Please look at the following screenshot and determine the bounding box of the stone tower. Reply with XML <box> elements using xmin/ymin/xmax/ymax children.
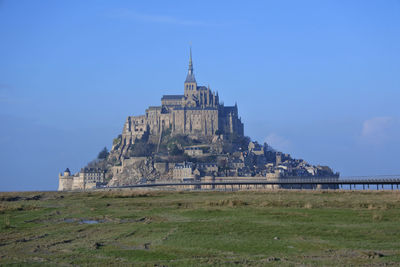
<box><xmin>184</xmin><ymin>47</ymin><xmax>197</xmax><ymax>103</ymax></box>
<box><xmin>64</xmin><ymin>168</ymin><xmax>71</xmax><ymax>176</ymax></box>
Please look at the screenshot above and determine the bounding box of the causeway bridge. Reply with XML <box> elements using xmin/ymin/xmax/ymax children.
<box><xmin>107</xmin><ymin>175</ymin><xmax>400</xmax><ymax>191</ymax></box>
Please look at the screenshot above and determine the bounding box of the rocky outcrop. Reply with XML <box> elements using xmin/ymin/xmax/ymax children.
<box><xmin>107</xmin><ymin>157</ymin><xmax>160</xmax><ymax>186</ymax></box>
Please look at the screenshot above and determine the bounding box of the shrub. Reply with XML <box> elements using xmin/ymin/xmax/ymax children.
<box><xmin>129</xmin><ymin>141</ymin><xmax>155</xmax><ymax>157</ymax></box>
<box><xmin>97</xmin><ymin>147</ymin><xmax>109</xmax><ymax>159</ymax></box>
<box><xmin>113</xmin><ymin>135</ymin><xmax>122</xmax><ymax>146</ymax></box>
<box><xmin>169</xmin><ymin>144</ymin><xmax>183</xmax><ymax>156</ymax></box>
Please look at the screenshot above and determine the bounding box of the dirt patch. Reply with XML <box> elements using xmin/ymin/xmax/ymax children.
<box><xmin>48</xmin><ymin>239</ymin><xmax>73</xmax><ymax>248</ymax></box>
<box><xmin>124</xmin><ymin>231</ymin><xmax>136</xmax><ymax>238</ymax></box>
<box><xmin>111</xmin><ymin>242</ymin><xmax>152</xmax><ymax>251</ymax></box>
<box><xmin>0</xmin><ymin>195</ymin><xmax>42</xmax><ymax>202</ymax></box>
<box><xmin>16</xmin><ymin>234</ymin><xmax>48</xmax><ymax>243</ymax></box>
<box><xmin>360</xmin><ymin>251</ymin><xmax>385</xmax><ymax>259</ymax></box>
<box><xmin>206</xmin><ymin>199</ymin><xmax>248</xmax><ymax>207</ymax></box>
<box><xmin>175</xmin><ymin>202</ymin><xmax>193</xmax><ymax>208</ymax></box>
<box><xmin>161</xmin><ymin>228</ymin><xmax>177</xmax><ymax>241</ymax></box>
<box><xmin>100</xmin><ymin>191</ymin><xmax>160</xmax><ymax>199</ymax></box>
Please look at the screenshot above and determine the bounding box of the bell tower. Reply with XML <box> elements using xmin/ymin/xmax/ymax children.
<box><xmin>184</xmin><ymin>47</ymin><xmax>197</xmax><ymax>98</ymax></box>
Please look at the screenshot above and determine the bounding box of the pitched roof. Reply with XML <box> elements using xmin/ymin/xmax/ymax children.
<box><xmin>185</xmin><ymin>73</ymin><xmax>196</xmax><ymax>83</ymax></box>
<box><xmin>174</xmin><ymin>107</ymin><xmax>217</xmax><ymax>111</ymax></box>
<box><xmin>162</xmin><ymin>95</ymin><xmax>184</xmax><ymax>100</ymax></box>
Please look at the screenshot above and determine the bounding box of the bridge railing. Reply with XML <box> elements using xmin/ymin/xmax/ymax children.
<box><xmin>103</xmin><ymin>175</ymin><xmax>400</xmax><ymax>190</ymax></box>
<box><xmin>108</xmin><ymin>179</ymin><xmax>400</xmax><ymax>189</ymax></box>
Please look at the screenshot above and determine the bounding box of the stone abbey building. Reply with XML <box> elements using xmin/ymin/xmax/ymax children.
<box><xmin>121</xmin><ymin>49</ymin><xmax>244</xmax><ymax>149</ymax></box>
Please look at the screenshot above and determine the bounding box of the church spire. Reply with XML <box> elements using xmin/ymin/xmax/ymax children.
<box><xmin>185</xmin><ymin>46</ymin><xmax>196</xmax><ymax>83</ymax></box>
<box><xmin>188</xmin><ymin>46</ymin><xmax>193</xmax><ymax>75</ymax></box>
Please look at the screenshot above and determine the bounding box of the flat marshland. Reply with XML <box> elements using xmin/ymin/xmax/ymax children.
<box><xmin>0</xmin><ymin>190</ymin><xmax>399</xmax><ymax>266</ymax></box>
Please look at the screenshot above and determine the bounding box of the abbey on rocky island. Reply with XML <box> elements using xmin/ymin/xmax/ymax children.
<box><xmin>120</xmin><ymin>48</ymin><xmax>243</xmax><ymax>151</ymax></box>
<box><xmin>59</xmin><ymin>48</ymin><xmax>338</xmax><ymax>191</ymax></box>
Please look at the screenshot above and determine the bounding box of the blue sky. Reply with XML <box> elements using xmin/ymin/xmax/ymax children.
<box><xmin>1</xmin><ymin>0</ymin><xmax>399</xmax><ymax>191</ymax></box>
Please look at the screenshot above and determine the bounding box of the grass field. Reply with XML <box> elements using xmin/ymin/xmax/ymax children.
<box><xmin>1</xmin><ymin>190</ymin><xmax>400</xmax><ymax>266</ymax></box>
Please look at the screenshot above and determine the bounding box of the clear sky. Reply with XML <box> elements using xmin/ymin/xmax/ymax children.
<box><xmin>1</xmin><ymin>0</ymin><xmax>399</xmax><ymax>191</ymax></box>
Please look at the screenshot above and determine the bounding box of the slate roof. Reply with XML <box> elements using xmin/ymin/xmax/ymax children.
<box><xmin>148</xmin><ymin>106</ymin><xmax>161</xmax><ymax>110</ymax></box>
<box><xmin>162</xmin><ymin>95</ymin><xmax>184</xmax><ymax>100</ymax></box>
<box><xmin>174</xmin><ymin>107</ymin><xmax>217</xmax><ymax>111</ymax></box>
<box><xmin>185</xmin><ymin>73</ymin><xmax>196</xmax><ymax>83</ymax></box>
<box><xmin>223</xmin><ymin>106</ymin><xmax>237</xmax><ymax>113</ymax></box>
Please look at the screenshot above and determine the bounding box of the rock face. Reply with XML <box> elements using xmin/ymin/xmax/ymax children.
<box><xmin>108</xmin><ymin>157</ymin><xmax>159</xmax><ymax>186</ymax></box>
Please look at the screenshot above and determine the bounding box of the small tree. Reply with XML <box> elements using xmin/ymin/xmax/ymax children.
<box><xmin>97</xmin><ymin>147</ymin><xmax>109</xmax><ymax>159</ymax></box>
<box><xmin>168</xmin><ymin>143</ymin><xmax>183</xmax><ymax>156</ymax></box>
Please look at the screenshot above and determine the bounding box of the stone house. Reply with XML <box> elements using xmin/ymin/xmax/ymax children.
<box><xmin>197</xmin><ymin>163</ymin><xmax>218</xmax><ymax>174</ymax></box>
<box><xmin>184</xmin><ymin>147</ymin><xmax>203</xmax><ymax>156</ymax></box>
<box><xmin>173</xmin><ymin>162</ymin><xmax>194</xmax><ymax>180</ymax></box>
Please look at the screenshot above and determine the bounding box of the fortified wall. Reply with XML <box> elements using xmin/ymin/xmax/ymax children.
<box><xmin>58</xmin><ymin>168</ymin><xmax>105</xmax><ymax>191</ymax></box>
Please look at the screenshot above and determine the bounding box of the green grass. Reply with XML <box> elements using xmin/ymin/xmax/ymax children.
<box><xmin>1</xmin><ymin>190</ymin><xmax>399</xmax><ymax>266</ymax></box>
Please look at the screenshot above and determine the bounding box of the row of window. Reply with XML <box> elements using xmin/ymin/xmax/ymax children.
<box><xmin>86</xmin><ymin>177</ymin><xmax>102</xmax><ymax>181</ymax></box>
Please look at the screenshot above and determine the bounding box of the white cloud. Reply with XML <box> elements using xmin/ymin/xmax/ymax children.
<box><xmin>264</xmin><ymin>133</ymin><xmax>291</xmax><ymax>151</ymax></box>
<box><xmin>108</xmin><ymin>8</ymin><xmax>206</xmax><ymax>26</ymax></box>
<box><xmin>360</xmin><ymin>116</ymin><xmax>396</xmax><ymax>145</ymax></box>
